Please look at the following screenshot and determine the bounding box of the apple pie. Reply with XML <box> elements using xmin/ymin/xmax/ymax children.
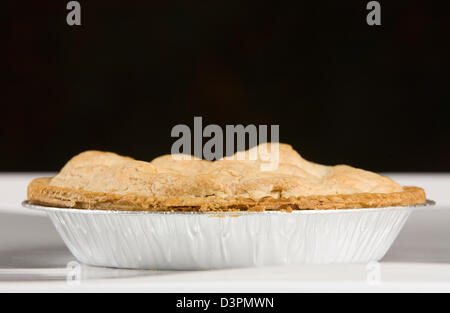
<box><xmin>27</xmin><ymin>143</ymin><xmax>426</xmax><ymax>212</ymax></box>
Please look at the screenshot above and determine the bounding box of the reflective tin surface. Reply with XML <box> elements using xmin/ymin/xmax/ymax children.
<box><xmin>22</xmin><ymin>201</ymin><xmax>435</xmax><ymax>270</ymax></box>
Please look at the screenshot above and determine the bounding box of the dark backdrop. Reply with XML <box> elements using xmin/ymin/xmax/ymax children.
<box><xmin>2</xmin><ymin>1</ymin><xmax>449</xmax><ymax>172</ymax></box>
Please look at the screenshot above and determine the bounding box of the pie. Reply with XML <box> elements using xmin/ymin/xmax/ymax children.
<box><xmin>27</xmin><ymin>143</ymin><xmax>426</xmax><ymax>212</ymax></box>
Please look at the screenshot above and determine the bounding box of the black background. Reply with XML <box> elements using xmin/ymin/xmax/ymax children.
<box><xmin>2</xmin><ymin>1</ymin><xmax>449</xmax><ymax>172</ymax></box>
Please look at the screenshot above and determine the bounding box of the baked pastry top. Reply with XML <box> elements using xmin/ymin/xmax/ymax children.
<box><xmin>27</xmin><ymin>143</ymin><xmax>426</xmax><ymax>211</ymax></box>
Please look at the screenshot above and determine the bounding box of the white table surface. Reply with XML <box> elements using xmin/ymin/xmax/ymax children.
<box><xmin>0</xmin><ymin>173</ymin><xmax>449</xmax><ymax>293</ymax></box>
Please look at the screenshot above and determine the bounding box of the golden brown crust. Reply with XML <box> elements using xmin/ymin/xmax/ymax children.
<box><xmin>26</xmin><ymin>144</ymin><xmax>427</xmax><ymax>212</ymax></box>
<box><xmin>43</xmin><ymin>145</ymin><xmax>407</xmax><ymax>199</ymax></box>
<box><xmin>28</xmin><ymin>177</ymin><xmax>426</xmax><ymax>212</ymax></box>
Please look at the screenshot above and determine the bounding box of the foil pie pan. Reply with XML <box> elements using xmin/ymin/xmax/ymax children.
<box><xmin>22</xmin><ymin>201</ymin><xmax>435</xmax><ymax>270</ymax></box>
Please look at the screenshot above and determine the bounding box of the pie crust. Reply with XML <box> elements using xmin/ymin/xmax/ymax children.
<box><xmin>27</xmin><ymin>144</ymin><xmax>426</xmax><ymax>212</ymax></box>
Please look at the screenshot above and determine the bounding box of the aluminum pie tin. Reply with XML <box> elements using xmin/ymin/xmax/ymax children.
<box><xmin>23</xmin><ymin>200</ymin><xmax>435</xmax><ymax>270</ymax></box>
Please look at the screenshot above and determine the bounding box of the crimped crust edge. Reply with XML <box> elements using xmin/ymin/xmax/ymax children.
<box><xmin>27</xmin><ymin>177</ymin><xmax>427</xmax><ymax>212</ymax></box>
